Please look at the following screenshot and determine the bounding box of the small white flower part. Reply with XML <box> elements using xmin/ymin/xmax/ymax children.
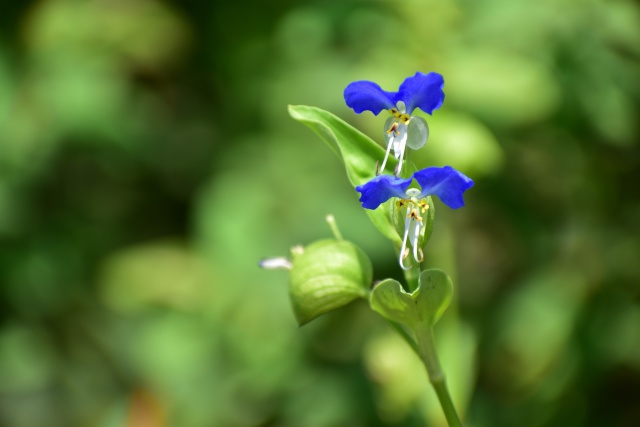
<box><xmin>258</xmin><ymin>257</ymin><xmax>292</xmax><ymax>270</ymax></box>
<box><xmin>396</xmin><ymin>188</ymin><xmax>428</xmax><ymax>270</ymax></box>
<box><xmin>379</xmin><ymin>101</ymin><xmax>429</xmax><ymax>176</ymax></box>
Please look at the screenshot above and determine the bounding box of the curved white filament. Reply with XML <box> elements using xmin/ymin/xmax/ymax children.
<box><xmin>409</xmin><ymin>217</ymin><xmax>423</xmax><ymax>263</ymax></box>
<box><xmin>398</xmin><ymin>212</ymin><xmax>413</xmax><ymax>271</ymax></box>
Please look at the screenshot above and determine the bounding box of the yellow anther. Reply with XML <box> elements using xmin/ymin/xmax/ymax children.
<box><xmin>400</xmin><ymin>114</ymin><xmax>410</xmax><ymax>123</ymax></box>
<box><xmin>389</xmin><ymin>108</ymin><xmax>405</xmax><ymax>120</ymax></box>
<box><xmin>408</xmin><ymin>209</ymin><xmax>423</xmax><ymax>222</ymax></box>
<box><xmin>386</xmin><ymin>122</ymin><xmax>400</xmax><ymax>136</ymax></box>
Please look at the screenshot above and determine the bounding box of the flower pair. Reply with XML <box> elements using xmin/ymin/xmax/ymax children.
<box><xmin>345</xmin><ymin>73</ymin><xmax>473</xmax><ymax>268</ymax></box>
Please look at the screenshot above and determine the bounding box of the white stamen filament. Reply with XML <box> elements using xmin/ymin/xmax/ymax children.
<box><xmin>381</xmin><ymin>103</ymin><xmax>411</xmax><ymax>175</ymax></box>
<box><xmin>398</xmin><ymin>211</ymin><xmax>413</xmax><ymax>270</ymax></box>
<box><xmin>394</xmin><ymin>131</ymin><xmax>408</xmax><ymax>176</ymax></box>
<box><xmin>397</xmin><ymin>197</ymin><xmax>427</xmax><ymax>270</ymax></box>
<box><xmin>379</xmin><ymin>132</ymin><xmax>395</xmax><ymax>174</ymax></box>
<box><xmin>409</xmin><ymin>216</ymin><xmax>423</xmax><ymax>263</ymax></box>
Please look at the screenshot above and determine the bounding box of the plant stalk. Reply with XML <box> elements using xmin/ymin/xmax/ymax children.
<box><xmin>325</xmin><ymin>214</ymin><xmax>343</xmax><ymax>240</ymax></box>
<box><xmin>415</xmin><ymin>325</ymin><xmax>462</xmax><ymax>427</ymax></box>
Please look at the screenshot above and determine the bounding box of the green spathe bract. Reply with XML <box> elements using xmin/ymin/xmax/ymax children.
<box><xmin>289</xmin><ymin>239</ymin><xmax>372</xmax><ymax>326</ymax></box>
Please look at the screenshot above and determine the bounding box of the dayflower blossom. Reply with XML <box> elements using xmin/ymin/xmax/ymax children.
<box><xmin>356</xmin><ymin>166</ymin><xmax>473</xmax><ymax>270</ymax></box>
<box><xmin>344</xmin><ymin>72</ymin><xmax>444</xmax><ymax>176</ymax></box>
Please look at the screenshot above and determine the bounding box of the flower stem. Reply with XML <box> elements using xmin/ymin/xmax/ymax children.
<box><xmin>386</xmin><ymin>320</ymin><xmax>418</xmax><ymax>353</ymax></box>
<box><xmin>403</xmin><ymin>265</ymin><xmax>420</xmax><ymax>292</ymax></box>
<box><xmin>325</xmin><ymin>214</ymin><xmax>343</xmax><ymax>240</ymax></box>
<box><xmin>415</xmin><ymin>324</ymin><xmax>462</xmax><ymax>427</ymax></box>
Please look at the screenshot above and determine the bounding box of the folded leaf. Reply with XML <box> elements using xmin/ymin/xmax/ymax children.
<box><xmin>288</xmin><ymin>105</ymin><xmax>399</xmax><ymax>242</ymax></box>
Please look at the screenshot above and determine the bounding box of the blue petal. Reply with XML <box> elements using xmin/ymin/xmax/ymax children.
<box><xmin>356</xmin><ymin>175</ymin><xmax>412</xmax><ymax>210</ymax></box>
<box><xmin>344</xmin><ymin>81</ymin><xmax>397</xmax><ymax>115</ymax></box>
<box><xmin>413</xmin><ymin>166</ymin><xmax>473</xmax><ymax>209</ymax></box>
<box><xmin>396</xmin><ymin>72</ymin><xmax>445</xmax><ymax>115</ymax></box>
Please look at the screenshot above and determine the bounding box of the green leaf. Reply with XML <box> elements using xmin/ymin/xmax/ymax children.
<box><xmin>288</xmin><ymin>105</ymin><xmax>399</xmax><ymax>242</ymax></box>
<box><xmin>369</xmin><ymin>269</ymin><xmax>453</xmax><ymax>331</ymax></box>
<box><xmin>368</xmin><ymin>278</ymin><xmax>417</xmax><ymax>326</ymax></box>
<box><xmin>417</xmin><ymin>269</ymin><xmax>453</xmax><ymax>325</ymax></box>
<box><xmin>289</xmin><ymin>239</ymin><xmax>372</xmax><ymax>326</ymax></box>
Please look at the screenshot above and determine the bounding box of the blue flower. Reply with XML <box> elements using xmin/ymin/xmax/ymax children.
<box><xmin>355</xmin><ymin>166</ymin><xmax>473</xmax><ymax>269</ymax></box>
<box><xmin>344</xmin><ymin>72</ymin><xmax>445</xmax><ymax>175</ymax></box>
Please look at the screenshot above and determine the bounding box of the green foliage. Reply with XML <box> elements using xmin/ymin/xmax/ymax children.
<box><xmin>370</xmin><ymin>270</ymin><xmax>453</xmax><ymax>332</ymax></box>
<box><xmin>289</xmin><ymin>105</ymin><xmax>400</xmax><ymax>243</ymax></box>
<box><xmin>0</xmin><ymin>0</ymin><xmax>639</xmax><ymax>426</ymax></box>
<box><xmin>289</xmin><ymin>239</ymin><xmax>372</xmax><ymax>326</ymax></box>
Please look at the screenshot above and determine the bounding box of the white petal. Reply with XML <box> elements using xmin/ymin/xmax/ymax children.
<box><xmin>406</xmin><ymin>116</ymin><xmax>429</xmax><ymax>150</ymax></box>
<box><xmin>393</xmin><ymin>125</ymin><xmax>409</xmax><ymax>175</ymax></box>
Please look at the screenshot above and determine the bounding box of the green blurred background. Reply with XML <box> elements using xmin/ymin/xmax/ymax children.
<box><xmin>1</xmin><ymin>0</ymin><xmax>639</xmax><ymax>426</ymax></box>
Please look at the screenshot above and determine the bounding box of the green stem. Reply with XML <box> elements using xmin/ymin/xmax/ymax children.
<box><xmin>403</xmin><ymin>265</ymin><xmax>420</xmax><ymax>292</ymax></box>
<box><xmin>386</xmin><ymin>320</ymin><xmax>418</xmax><ymax>353</ymax></box>
<box><xmin>415</xmin><ymin>325</ymin><xmax>462</xmax><ymax>427</ymax></box>
<box><xmin>325</xmin><ymin>214</ymin><xmax>343</xmax><ymax>240</ymax></box>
